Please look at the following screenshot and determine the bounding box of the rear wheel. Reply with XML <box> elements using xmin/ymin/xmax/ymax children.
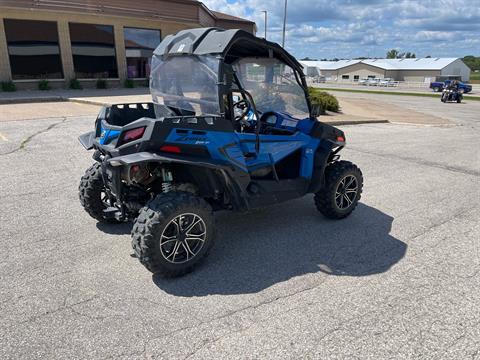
<box><xmin>314</xmin><ymin>161</ymin><xmax>363</xmax><ymax>219</ymax></box>
<box><xmin>131</xmin><ymin>192</ymin><xmax>215</xmax><ymax>277</ymax></box>
<box><xmin>79</xmin><ymin>163</ymin><xmax>119</xmax><ymax>223</ymax></box>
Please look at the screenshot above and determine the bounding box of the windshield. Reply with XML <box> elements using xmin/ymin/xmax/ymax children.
<box><xmin>150</xmin><ymin>55</ymin><xmax>220</xmax><ymax>117</ymax></box>
<box><xmin>233</xmin><ymin>57</ymin><xmax>309</xmax><ymax>118</ymax></box>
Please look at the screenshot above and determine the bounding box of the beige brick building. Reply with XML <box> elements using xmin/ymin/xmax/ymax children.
<box><xmin>0</xmin><ymin>0</ymin><xmax>256</xmax><ymax>89</ymax></box>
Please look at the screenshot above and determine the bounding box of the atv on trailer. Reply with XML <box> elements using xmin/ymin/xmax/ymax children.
<box><xmin>78</xmin><ymin>28</ymin><xmax>363</xmax><ymax>277</ymax></box>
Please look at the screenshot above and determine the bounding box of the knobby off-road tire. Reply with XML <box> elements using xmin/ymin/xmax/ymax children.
<box><xmin>131</xmin><ymin>192</ymin><xmax>215</xmax><ymax>277</ymax></box>
<box><xmin>79</xmin><ymin>162</ymin><xmax>119</xmax><ymax>223</ymax></box>
<box><xmin>314</xmin><ymin>160</ymin><xmax>363</xmax><ymax>219</ymax></box>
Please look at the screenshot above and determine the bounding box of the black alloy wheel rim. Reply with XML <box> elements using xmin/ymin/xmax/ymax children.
<box><xmin>335</xmin><ymin>175</ymin><xmax>358</xmax><ymax>210</ymax></box>
<box><xmin>160</xmin><ymin>213</ymin><xmax>206</xmax><ymax>264</ymax></box>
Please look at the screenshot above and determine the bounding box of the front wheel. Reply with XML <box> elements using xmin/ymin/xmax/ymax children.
<box><xmin>314</xmin><ymin>161</ymin><xmax>363</xmax><ymax>219</ymax></box>
<box><xmin>131</xmin><ymin>192</ymin><xmax>215</xmax><ymax>277</ymax></box>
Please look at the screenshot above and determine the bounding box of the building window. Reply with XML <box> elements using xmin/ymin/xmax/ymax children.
<box><xmin>3</xmin><ymin>19</ymin><xmax>63</xmax><ymax>80</ymax></box>
<box><xmin>342</xmin><ymin>75</ymin><xmax>349</xmax><ymax>80</ymax></box>
<box><xmin>367</xmin><ymin>75</ymin><xmax>376</xmax><ymax>79</ymax></box>
<box><xmin>354</xmin><ymin>75</ymin><xmax>359</xmax><ymax>81</ymax></box>
<box><xmin>124</xmin><ymin>27</ymin><xmax>161</xmax><ymax>79</ymax></box>
<box><xmin>69</xmin><ymin>23</ymin><xmax>118</xmax><ymax>79</ymax></box>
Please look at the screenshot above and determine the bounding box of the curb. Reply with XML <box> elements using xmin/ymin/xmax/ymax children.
<box><xmin>323</xmin><ymin>119</ymin><xmax>389</xmax><ymax>126</ymax></box>
<box><xmin>0</xmin><ymin>96</ymin><xmax>64</xmax><ymax>104</ymax></box>
<box><xmin>0</xmin><ymin>96</ymin><xmax>110</xmax><ymax>106</ymax></box>
<box><xmin>67</xmin><ymin>98</ymin><xmax>111</xmax><ymax>107</ymax></box>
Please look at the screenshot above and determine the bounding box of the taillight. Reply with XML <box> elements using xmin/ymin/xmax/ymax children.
<box><xmin>121</xmin><ymin>127</ymin><xmax>145</xmax><ymax>144</ymax></box>
<box><xmin>160</xmin><ymin>145</ymin><xmax>181</xmax><ymax>154</ymax></box>
<box><xmin>336</xmin><ymin>135</ymin><xmax>345</xmax><ymax>143</ymax></box>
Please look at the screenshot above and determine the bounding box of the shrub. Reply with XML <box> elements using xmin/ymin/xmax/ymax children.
<box><xmin>308</xmin><ymin>88</ymin><xmax>340</xmax><ymax>114</ymax></box>
<box><xmin>124</xmin><ymin>79</ymin><xmax>135</xmax><ymax>88</ymax></box>
<box><xmin>96</xmin><ymin>79</ymin><xmax>107</xmax><ymax>89</ymax></box>
<box><xmin>255</xmin><ymin>90</ymin><xmax>286</xmax><ymax>112</ymax></box>
<box><xmin>38</xmin><ymin>79</ymin><xmax>51</xmax><ymax>91</ymax></box>
<box><xmin>69</xmin><ymin>78</ymin><xmax>82</xmax><ymax>90</ymax></box>
<box><xmin>1</xmin><ymin>81</ymin><xmax>16</xmax><ymax>92</ymax></box>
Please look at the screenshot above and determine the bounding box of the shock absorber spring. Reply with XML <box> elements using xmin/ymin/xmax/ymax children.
<box><xmin>162</xmin><ymin>182</ymin><xmax>173</xmax><ymax>193</ymax></box>
<box><xmin>161</xmin><ymin>168</ymin><xmax>173</xmax><ymax>193</ymax></box>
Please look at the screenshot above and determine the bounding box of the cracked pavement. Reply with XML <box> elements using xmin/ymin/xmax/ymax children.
<box><xmin>0</xmin><ymin>95</ymin><xmax>479</xmax><ymax>359</ymax></box>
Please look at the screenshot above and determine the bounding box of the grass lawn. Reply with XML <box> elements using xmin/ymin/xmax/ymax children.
<box><xmin>470</xmin><ymin>73</ymin><xmax>480</xmax><ymax>84</ymax></box>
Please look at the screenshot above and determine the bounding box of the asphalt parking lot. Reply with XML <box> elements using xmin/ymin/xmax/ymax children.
<box><xmin>0</xmin><ymin>95</ymin><xmax>479</xmax><ymax>359</ymax></box>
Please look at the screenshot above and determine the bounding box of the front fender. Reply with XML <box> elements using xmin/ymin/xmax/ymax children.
<box><xmin>308</xmin><ymin>141</ymin><xmax>339</xmax><ymax>193</ymax></box>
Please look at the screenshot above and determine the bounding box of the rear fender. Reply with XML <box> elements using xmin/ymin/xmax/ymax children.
<box><xmin>78</xmin><ymin>131</ymin><xmax>95</xmax><ymax>150</ymax></box>
<box><xmin>107</xmin><ymin>152</ymin><xmax>251</xmax><ymax>211</ymax></box>
<box><xmin>108</xmin><ymin>151</ymin><xmax>228</xmax><ymax>169</ymax></box>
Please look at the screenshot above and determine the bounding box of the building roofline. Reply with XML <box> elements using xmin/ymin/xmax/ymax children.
<box><xmin>210</xmin><ymin>10</ymin><xmax>255</xmax><ymax>24</ymax></box>
<box><xmin>301</xmin><ymin>58</ymin><xmax>463</xmax><ymax>71</ymax></box>
<box><xmin>0</xmin><ymin>0</ymin><xmax>256</xmax><ymax>32</ymax></box>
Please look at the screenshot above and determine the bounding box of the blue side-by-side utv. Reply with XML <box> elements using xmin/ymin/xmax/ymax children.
<box><xmin>78</xmin><ymin>28</ymin><xmax>363</xmax><ymax>277</ymax></box>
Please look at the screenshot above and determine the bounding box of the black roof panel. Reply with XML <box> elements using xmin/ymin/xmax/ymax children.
<box><xmin>153</xmin><ymin>27</ymin><xmax>303</xmax><ymax>71</ymax></box>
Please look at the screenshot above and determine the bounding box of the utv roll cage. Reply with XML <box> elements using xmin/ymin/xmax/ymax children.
<box><xmin>151</xmin><ymin>27</ymin><xmax>315</xmax><ymax>121</ymax></box>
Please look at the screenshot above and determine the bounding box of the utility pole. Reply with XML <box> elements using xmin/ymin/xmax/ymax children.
<box><xmin>261</xmin><ymin>10</ymin><xmax>267</xmax><ymax>39</ymax></box>
<box><xmin>282</xmin><ymin>0</ymin><xmax>287</xmax><ymax>47</ymax></box>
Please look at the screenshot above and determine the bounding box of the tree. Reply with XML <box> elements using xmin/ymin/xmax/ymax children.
<box><xmin>387</xmin><ymin>49</ymin><xmax>416</xmax><ymax>59</ymax></box>
<box><xmin>386</xmin><ymin>49</ymin><xmax>399</xmax><ymax>59</ymax></box>
<box><xmin>426</xmin><ymin>55</ymin><xmax>432</xmax><ymax>58</ymax></box>
<box><xmin>463</xmin><ymin>56</ymin><xmax>480</xmax><ymax>71</ymax></box>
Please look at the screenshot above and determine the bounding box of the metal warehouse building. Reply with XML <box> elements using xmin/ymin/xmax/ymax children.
<box><xmin>0</xmin><ymin>0</ymin><xmax>255</xmax><ymax>89</ymax></box>
<box><xmin>301</xmin><ymin>58</ymin><xmax>471</xmax><ymax>83</ymax></box>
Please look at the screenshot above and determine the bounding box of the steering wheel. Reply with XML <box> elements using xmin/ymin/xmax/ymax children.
<box><xmin>233</xmin><ymin>99</ymin><xmax>250</xmax><ymax>122</ymax></box>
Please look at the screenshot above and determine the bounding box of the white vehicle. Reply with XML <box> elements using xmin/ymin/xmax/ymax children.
<box><xmin>367</xmin><ymin>78</ymin><xmax>380</xmax><ymax>86</ymax></box>
<box><xmin>313</xmin><ymin>75</ymin><xmax>326</xmax><ymax>83</ymax></box>
<box><xmin>378</xmin><ymin>78</ymin><xmax>391</xmax><ymax>86</ymax></box>
<box><xmin>358</xmin><ymin>78</ymin><xmax>368</xmax><ymax>85</ymax></box>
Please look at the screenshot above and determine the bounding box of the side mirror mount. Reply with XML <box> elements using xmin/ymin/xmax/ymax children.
<box><xmin>310</xmin><ymin>104</ymin><xmax>322</xmax><ymax>119</ymax></box>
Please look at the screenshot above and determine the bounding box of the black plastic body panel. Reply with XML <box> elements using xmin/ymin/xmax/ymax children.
<box><xmin>310</xmin><ymin>121</ymin><xmax>346</xmax><ymax>144</ymax></box>
<box><xmin>78</xmin><ymin>131</ymin><xmax>95</xmax><ymax>150</ymax></box>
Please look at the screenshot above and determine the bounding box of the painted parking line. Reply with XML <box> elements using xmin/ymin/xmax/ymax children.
<box><xmin>0</xmin><ymin>132</ymin><xmax>8</xmax><ymax>142</ymax></box>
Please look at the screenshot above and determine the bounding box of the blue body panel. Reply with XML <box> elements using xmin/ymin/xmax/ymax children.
<box><xmin>164</xmin><ymin>114</ymin><xmax>321</xmax><ymax>179</ymax></box>
<box><xmin>99</xmin><ymin>125</ymin><xmax>121</xmax><ymax>145</ymax></box>
<box><xmin>165</xmin><ymin>129</ymin><xmax>248</xmax><ymax>170</ymax></box>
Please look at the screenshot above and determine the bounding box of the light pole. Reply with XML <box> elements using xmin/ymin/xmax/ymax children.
<box><xmin>261</xmin><ymin>10</ymin><xmax>267</xmax><ymax>39</ymax></box>
<box><xmin>281</xmin><ymin>0</ymin><xmax>287</xmax><ymax>47</ymax></box>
